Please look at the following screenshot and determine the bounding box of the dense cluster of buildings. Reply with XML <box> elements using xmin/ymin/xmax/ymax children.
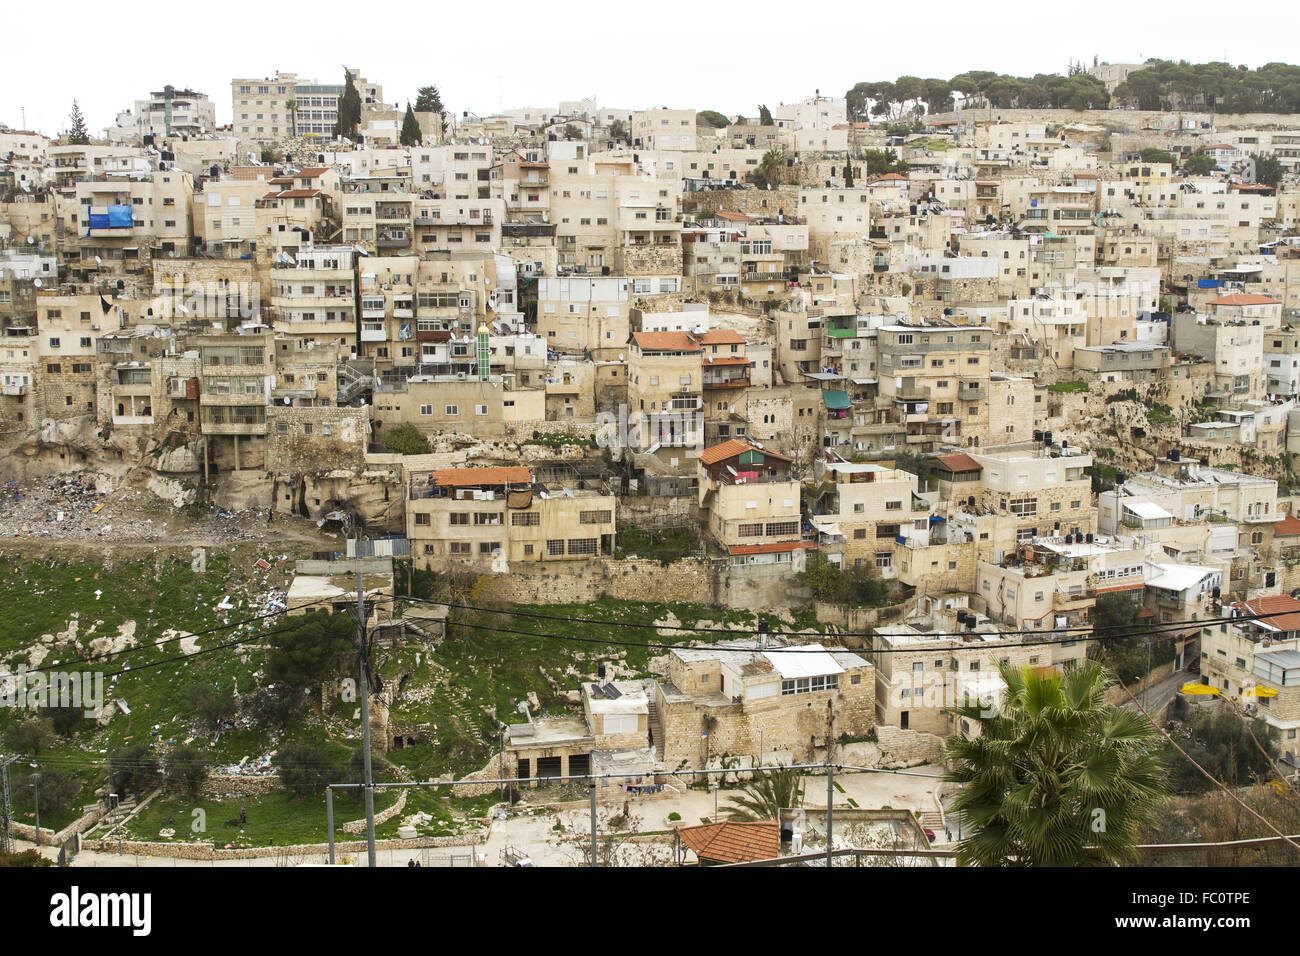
<box><xmin>6</xmin><ymin>72</ymin><xmax>1300</xmax><ymax>771</ymax></box>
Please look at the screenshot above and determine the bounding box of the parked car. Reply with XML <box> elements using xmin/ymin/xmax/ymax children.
<box><xmin>1187</xmin><ymin>657</ymin><xmax>1200</xmax><ymax>674</ymax></box>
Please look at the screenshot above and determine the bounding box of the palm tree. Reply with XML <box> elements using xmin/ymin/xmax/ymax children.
<box><xmin>724</xmin><ymin>766</ymin><xmax>804</xmax><ymax>821</ymax></box>
<box><xmin>945</xmin><ymin>661</ymin><xmax>1169</xmax><ymax>866</ymax></box>
<box><xmin>748</xmin><ymin>148</ymin><xmax>786</xmax><ymax>189</ymax></box>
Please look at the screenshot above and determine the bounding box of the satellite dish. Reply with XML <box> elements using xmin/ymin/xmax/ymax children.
<box><xmin>26</xmin><ymin>236</ymin><xmax>34</xmax><ymax>244</ymax></box>
<box><xmin>32</xmin><ymin>278</ymin><xmax>42</xmax><ymax>288</ymax></box>
<box><xmin>95</xmin><ymin>256</ymin><xmax>103</xmax><ymax>265</ymax></box>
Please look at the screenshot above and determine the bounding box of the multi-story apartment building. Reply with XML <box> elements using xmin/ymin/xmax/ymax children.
<box><xmin>232</xmin><ymin>70</ymin><xmax>383</xmax><ymax>142</ymax></box>
<box><xmin>806</xmin><ymin>459</ymin><xmax>920</xmax><ymax>574</ymax></box>
<box><xmin>196</xmin><ymin>331</ymin><xmax>275</xmax><ymax>476</ymax></box>
<box><xmin>873</xmin><ymin>601</ymin><xmax>1090</xmax><ymax>735</ymax></box>
<box><xmin>269</xmin><ymin>244</ymin><xmax>357</xmax><ymax>350</ymax></box>
<box><xmin>112</xmin><ymin>87</ymin><xmax>216</xmax><ymax>141</ymax></box>
<box><xmin>876</xmin><ymin>322</ymin><xmax>992</xmax><ymax>451</ymax></box>
<box><xmin>405</xmin><ymin>466</ymin><xmax>616</xmax><ymax>570</ymax></box>
<box><xmin>72</xmin><ymin>169</ymin><xmax>193</xmax><ymax>268</ymax></box>
<box><xmin>697</xmin><ymin>439</ymin><xmax>804</xmax><ymax>566</ymax></box>
<box><xmin>967</xmin><ymin>442</ymin><xmax>1096</xmax><ymax>554</ymax></box>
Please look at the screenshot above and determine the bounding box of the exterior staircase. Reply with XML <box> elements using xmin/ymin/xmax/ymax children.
<box><xmin>337</xmin><ymin>359</ymin><xmax>376</xmax><ymax>404</ymax></box>
<box><xmin>647</xmin><ymin>697</ymin><xmax>666</xmax><ymax>762</ymax></box>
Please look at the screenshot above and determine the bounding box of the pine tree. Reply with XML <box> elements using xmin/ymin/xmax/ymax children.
<box><xmin>68</xmin><ymin>100</ymin><xmax>90</xmax><ymax>145</ymax></box>
<box><xmin>414</xmin><ymin>86</ymin><xmax>444</xmax><ymax>115</ymax></box>
<box><xmin>843</xmin><ymin>161</ymin><xmax>854</xmax><ymax>188</ymax></box>
<box><xmin>334</xmin><ymin>71</ymin><xmax>361</xmax><ymax>142</ymax></box>
<box><xmin>400</xmin><ymin>103</ymin><xmax>421</xmax><ymax>146</ymax></box>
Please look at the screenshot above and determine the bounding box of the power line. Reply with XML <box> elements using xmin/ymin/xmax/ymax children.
<box><xmin>401</xmin><ymin>593</ymin><xmax>1300</xmax><ymax>644</ymax></box>
<box><xmin>1102</xmin><ymin>647</ymin><xmax>1300</xmax><ymax>852</ymax></box>
<box><xmin>401</xmin><ymin>593</ymin><xmax>1202</xmax><ymax>657</ymax></box>
<box><xmin>11</xmin><ymin>593</ymin><xmax>396</xmax><ymax>676</ymax></box>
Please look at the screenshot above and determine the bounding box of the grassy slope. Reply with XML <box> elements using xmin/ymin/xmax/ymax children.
<box><xmin>3</xmin><ymin>551</ymin><xmax>822</xmax><ymax>842</ymax></box>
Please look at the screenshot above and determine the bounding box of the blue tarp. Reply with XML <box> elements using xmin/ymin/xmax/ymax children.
<box><xmin>86</xmin><ymin>214</ymin><xmax>109</xmax><ymax>230</ymax></box>
<box><xmin>1197</xmin><ymin>278</ymin><xmax>1222</xmax><ymax>289</ymax></box>
<box><xmin>106</xmin><ymin>205</ymin><xmax>134</xmax><ymax>228</ymax></box>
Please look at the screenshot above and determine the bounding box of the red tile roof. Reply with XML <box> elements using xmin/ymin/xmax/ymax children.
<box><xmin>1094</xmin><ymin>581</ymin><xmax>1145</xmax><ymax>594</ymax></box>
<box><xmin>295</xmin><ymin>167</ymin><xmax>330</xmax><ymax>178</ymax></box>
<box><xmin>677</xmin><ymin>821</ymin><xmax>780</xmax><ymax>864</ymax></box>
<box><xmin>1233</xmin><ymin>594</ymin><xmax>1300</xmax><ymax>633</ymax></box>
<box><xmin>699</xmin><ymin>439</ymin><xmax>791</xmax><ymax>466</ymax></box>
<box><xmin>431</xmin><ymin>466</ymin><xmax>532</xmax><ymax>486</ymax></box>
<box><xmin>631</xmin><ymin>331</ymin><xmax>699</xmax><ymax>353</ymax></box>
<box><xmin>715</xmin><ymin>210</ymin><xmax>751</xmax><ymax>221</ymax></box>
<box><xmin>702</xmin><ymin>355</ymin><xmax>752</xmax><ymax>366</ymax></box>
<box><xmin>871</xmin><ymin>173</ymin><xmax>907</xmax><ymax>183</ymax></box>
<box><xmin>1275</xmin><ymin>515</ymin><xmax>1300</xmax><ymax>536</ymax></box>
<box><xmin>1208</xmin><ymin>293</ymin><xmax>1279</xmax><ymax>306</ymax></box>
<box><xmin>728</xmin><ymin>542</ymin><xmax>816</xmax><ymax>556</ymax></box>
<box><xmin>935</xmin><ymin>453</ymin><xmax>982</xmax><ymax>473</ymax></box>
<box><xmin>275</xmin><ymin>189</ymin><xmax>321</xmax><ymax>199</ymax></box>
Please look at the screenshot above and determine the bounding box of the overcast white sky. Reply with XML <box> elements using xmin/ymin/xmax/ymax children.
<box><xmin>8</xmin><ymin>0</ymin><xmax>1300</xmax><ymax>137</ymax></box>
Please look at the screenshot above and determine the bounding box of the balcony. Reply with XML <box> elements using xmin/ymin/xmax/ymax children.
<box><xmin>1053</xmin><ymin>590</ymin><xmax>1096</xmax><ymax>612</ymax></box>
<box><xmin>503</xmin><ymin>222</ymin><xmax>556</xmax><ymax>239</ymax></box>
<box><xmin>704</xmin><ymin>376</ymin><xmax>750</xmax><ymax>389</ymax></box>
<box><xmin>201</xmin><ymin>392</ymin><xmax>267</xmax><ymax>407</ymax></box>
<box><xmin>1</xmin><ymin>383</ymin><xmax>29</xmax><ymax>396</ymax></box>
<box><xmin>361</xmin><ymin>326</ymin><xmax>387</xmax><ymax>343</ymax></box>
<box><xmin>895</xmin><ymin>384</ymin><xmax>931</xmax><ymax>401</ymax></box>
<box><xmin>377</xmin><ymin>234</ymin><xmax>410</xmax><ymax>248</ymax></box>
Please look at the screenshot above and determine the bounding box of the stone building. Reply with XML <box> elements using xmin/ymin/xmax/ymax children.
<box><xmin>654</xmin><ymin>640</ymin><xmax>874</xmax><ymax>769</ymax></box>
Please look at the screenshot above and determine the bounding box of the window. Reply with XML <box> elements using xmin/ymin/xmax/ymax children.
<box><xmin>781</xmin><ymin>674</ymin><xmax>839</xmax><ymax>695</ymax></box>
<box><xmin>444</xmin><ymin>404</ymin><xmax>459</xmax><ymax>416</ymax></box>
<box><xmin>765</xmin><ymin>521</ymin><xmax>799</xmax><ymax>536</ymax></box>
<box><xmin>511</xmin><ymin>512</ymin><xmax>540</xmax><ymax>526</ymax></box>
<box><xmin>546</xmin><ymin>539</ymin><xmax>565</xmax><ymax>556</ymax></box>
<box><xmin>449</xmin><ymin>513</ymin><xmax>469</xmax><ymax>526</ymax></box>
<box><xmin>568</xmin><ymin>538</ymin><xmax>598</xmax><ymax>555</ymax></box>
<box><xmin>579</xmin><ymin>510</ymin><xmax>612</xmax><ymax>524</ymax></box>
<box><xmin>449</xmin><ymin>542</ymin><xmax>471</xmax><ymax>555</ymax></box>
<box><xmin>414</xmin><ymin>513</ymin><xmax>431</xmax><ymax>526</ymax></box>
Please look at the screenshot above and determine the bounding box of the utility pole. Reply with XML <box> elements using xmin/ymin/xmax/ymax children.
<box><xmin>326</xmin><ymin>786</ymin><xmax>336</xmax><ymax>865</ymax></box>
<box><xmin>826</xmin><ymin>698</ymin><xmax>836</xmax><ymax>868</ymax></box>
<box><xmin>356</xmin><ymin>562</ymin><xmax>377</xmax><ymax>868</ymax></box>
<box><xmin>588</xmin><ymin>780</ymin><xmax>598</xmax><ymax>867</ymax></box>
<box><xmin>0</xmin><ymin>755</ymin><xmax>17</xmax><ymax>856</ymax></box>
<box><xmin>28</xmin><ymin>766</ymin><xmax>40</xmax><ymax>847</ymax></box>
<box><xmin>826</xmin><ymin>759</ymin><xmax>835</xmax><ymax>869</ymax></box>
<box><xmin>1143</xmin><ymin>634</ymin><xmax>1152</xmax><ymax>707</ymax></box>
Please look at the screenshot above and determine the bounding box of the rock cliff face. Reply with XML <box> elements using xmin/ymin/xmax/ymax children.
<box><xmin>0</xmin><ymin>418</ymin><xmax>404</xmax><ymax>534</ymax></box>
<box><xmin>214</xmin><ymin>468</ymin><xmax>404</xmax><ymax>534</ymax></box>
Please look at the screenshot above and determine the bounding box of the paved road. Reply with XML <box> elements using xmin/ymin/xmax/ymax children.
<box><xmin>1122</xmin><ymin>667</ymin><xmax>1194</xmax><ymax>717</ymax></box>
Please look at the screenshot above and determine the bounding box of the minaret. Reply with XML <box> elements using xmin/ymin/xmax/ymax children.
<box><xmin>477</xmin><ymin>323</ymin><xmax>490</xmax><ymax>381</ymax></box>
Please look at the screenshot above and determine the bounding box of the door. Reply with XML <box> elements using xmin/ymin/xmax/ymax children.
<box><xmin>900</xmin><ymin>711</ymin><xmax>909</xmax><ymax>730</ymax></box>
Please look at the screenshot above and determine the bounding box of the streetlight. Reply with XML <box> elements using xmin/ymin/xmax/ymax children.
<box><xmin>28</xmin><ymin>763</ymin><xmax>40</xmax><ymax>847</ymax></box>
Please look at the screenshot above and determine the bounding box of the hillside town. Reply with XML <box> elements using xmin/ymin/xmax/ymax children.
<box><xmin>3</xmin><ymin>58</ymin><xmax>1300</xmax><ymax>877</ymax></box>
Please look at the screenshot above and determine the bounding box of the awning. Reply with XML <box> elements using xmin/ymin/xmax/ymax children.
<box><xmin>809</xmin><ymin>516</ymin><xmax>844</xmax><ymax>538</ymax></box>
<box><xmin>823</xmin><ymin>389</ymin><xmax>850</xmax><ymax>410</ymax></box>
